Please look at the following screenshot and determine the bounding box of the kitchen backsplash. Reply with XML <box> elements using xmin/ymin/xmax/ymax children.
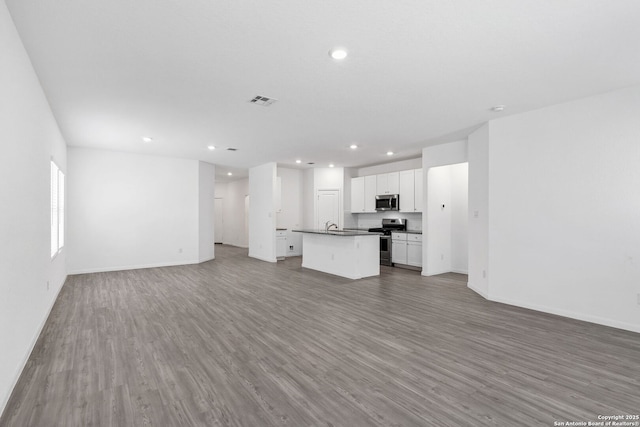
<box><xmin>355</xmin><ymin>212</ymin><xmax>422</xmax><ymax>231</ymax></box>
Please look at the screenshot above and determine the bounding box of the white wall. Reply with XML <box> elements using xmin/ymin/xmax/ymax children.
<box><xmin>215</xmin><ymin>179</ymin><xmax>250</xmax><ymax>248</ymax></box>
<box><xmin>277</xmin><ymin>167</ymin><xmax>304</xmax><ymax>256</ymax></box>
<box><xmin>342</xmin><ymin>168</ymin><xmax>358</xmax><ymax>229</ymax></box>
<box><xmin>0</xmin><ymin>1</ymin><xmax>68</xmax><ymax>415</ymax></box>
<box><xmin>314</xmin><ymin>167</ymin><xmax>344</xmax><ymax>229</ymax></box>
<box><xmin>198</xmin><ymin>162</ymin><xmax>216</xmax><ymax>262</ymax></box>
<box><xmin>450</xmin><ymin>163</ymin><xmax>469</xmax><ymax>274</ymax></box>
<box><xmin>425</xmin><ymin>162</ymin><xmax>468</xmax><ymax>275</ymax></box>
<box><xmin>427</xmin><ymin>166</ymin><xmax>453</xmax><ymax>275</ymax></box>
<box><xmin>467</xmin><ymin>123</ymin><xmax>490</xmax><ymax>297</ymax></box>
<box><xmin>487</xmin><ymin>85</ymin><xmax>640</xmax><ymax>333</ymax></box>
<box><xmin>248</xmin><ymin>163</ymin><xmax>277</xmax><ymax>262</ymax></box>
<box><xmin>227</xmin><ymin>179</ymin><xmax>249</xmax><ymax>247</ymax></box>
<box><xmin>67</xmin><ymin>148</ymin><xmax>203</xmax><ymax>273</ymax></box>
<box><xmin>422</xmin><ymin>140</ymin><xmax>468</xmax><ymax>275</ymax></box>
<box><xmin>303</xmin><ymin>169</ymin><xmax>314</xmax><ymax>229</ymax></box>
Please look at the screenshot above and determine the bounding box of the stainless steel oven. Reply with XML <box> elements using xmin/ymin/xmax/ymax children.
<box><xmin>369</xmin><ymin>218</ymin><xmax>406</xmax><ymax>266</ymax></box>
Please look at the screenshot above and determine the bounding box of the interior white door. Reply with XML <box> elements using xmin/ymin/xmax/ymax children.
<box><xmin>317</xmin><ymin>190</ymin><xmax>340</xmax><ymax>230</ymax></box>
<box><xmin>214</xmin><ymin>198</ymin><xmax>223</xmax><ymax>243</ymax></box>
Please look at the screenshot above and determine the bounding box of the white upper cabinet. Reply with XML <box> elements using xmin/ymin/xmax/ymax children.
<box><xmin>350</xmin><ymin>176</ymin><xmax>365</xmax><ymax>213</ymax></box>
<box><xmin>376</xmin><ymin>173</ymin><xmax>388</xmax><ymax>195</ymax></box>
<box><xmin>364</xmin><ymin>175</ymin><xmax>377</xmax><ymax>212</ymax></box>
<box><xmin>399</xmin><ymin>170</ymin><xmax>415</xmax><ymax>212</ymax></box>
<box><xmin>414</xmin><ymin>169</ymin><xmax>423</xmax><ymax>213</ymax></box>
<box><xmin>351</xmin><ymin>175</ymin><xmax>377</xmax><ymax>213</ymax></box>
<box><xmin>376</xmin><ymin>172</ymin><xmax>400</xmax><ymax>195</ymax></box>
<box><xmin>350</xmin><ymin>168</ymin><xmax>422</xmax><ymax>214</ymax></box>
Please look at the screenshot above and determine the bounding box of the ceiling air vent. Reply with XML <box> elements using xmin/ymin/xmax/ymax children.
<box><xmin>226</xmin><ymin>148</ymin><xmax>238</xmax><ymax>151</ymax></box>
<box><xmin>249</xmin><ymin>95</ymin><xmax>277</xmax><ymax>106</ymax></box>
<box><xmin>307</xmin><ymin>162</ymin><xmax>315</xmax><ymax>165</ymax></box>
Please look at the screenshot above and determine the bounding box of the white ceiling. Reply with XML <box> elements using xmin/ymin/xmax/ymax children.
<box><xmin>7</xmin><ymin>0</ymin><xmax>640</xmax><ymax>182</ymax></box>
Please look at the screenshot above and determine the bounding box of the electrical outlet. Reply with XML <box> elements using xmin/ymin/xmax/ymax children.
<box><xmin>482</xmin><ymin>270</ymin><xmax>486</xmax><ymax>279</ymax></box>
<box><xmin>46</xmin><ymin>281</ymin><xmax>50</xmax><ymax>290</ymax></box>
<box><xmin>441</xmin><ymin>254</ymin><xmax>444</xmax><ymax>261</ymax></box>
<box><xmin>178</xmin><ymin>248</ymin><xmax>183</xmax><ymax>253</ymax></box>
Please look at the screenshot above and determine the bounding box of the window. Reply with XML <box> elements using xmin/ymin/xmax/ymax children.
<box><xmin>51</xmin><ymin>161</ymin><xmax>65</xmax><ymax>258</ymax></box>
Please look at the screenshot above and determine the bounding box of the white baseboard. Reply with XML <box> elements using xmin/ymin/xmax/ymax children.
<box><xmin>69</xmin><ymin>259</ymin><xmax>201</xmax><ymax>275</ymax></box>
<box><xmin>248</xmin><ymin>253</ymin><xmax>277</xmax><ymax>263</ymax></box>
<box><xmin>0</xmin><ymin>273</ymin><xmax>67</xmax><ymax>418</ymax></box>
<box><xmin>198</xmin><ymin>255</ymin><xmax>215</xmax><ymax>263</ymax></box>
<box><xmin>490</xmin><ymin>295</ymin><xmax>640</xmax><ymax>334</ymax></box>
<box><xmin>467</xmin><ymin>281</ymin><xmax>489</xmax><ymax>299</ymax></box>
<box><xmin>222</xmin><ymin>241</ymin><xmax>249</xmax><ymax>249</ymax></box>
<box><xmin>451</xmin><ymin>268</ymin><xmax>469</xmax><ymax>274</ymax></box>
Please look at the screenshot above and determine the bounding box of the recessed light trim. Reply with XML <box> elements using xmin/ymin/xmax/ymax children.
<box><xmin>386</xmin><ymin>151</ymin><xmax>394</xmax><ymax>156</ymax></box>
<box><xmin>295</xmin><ymin>159</ymin><xmax>302</xmax><ymax>164</ymax></box>
<box><xmin>227</xmin><ymin>172</ymin><xmax>233</xmax><ymax>176</ymax></box>
<box><xmin>492</xmin><ymin>105</ymin><xmax>506</xmax><ymax>112</ymax></box>
<box><xmin>329</xmin><ymin>164</ymin><xmax>335</xmax><ymax>168</ymax></box>
<box><xmin>207</xmin><ymin>145</ymin><xmax>216</xmax><ymax>150</ymax></box>
<box><xmin>350</xmin><ymin>144</ymin><xmax>358</xmax><ymax>149</ymax></box>
<box><xmin>141</xmin><ymin>136</ymin><xmax>153</xmax><ymax>143</ymax></box>
<box><xmin>329</xmin><ymin>48</ymin><xmax>348</xmax><ymax>60</ymax></box>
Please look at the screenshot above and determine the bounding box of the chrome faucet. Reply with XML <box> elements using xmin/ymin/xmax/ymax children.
<box><xmin>325</xmin><ymin>221</ymin><xmax>338</xmax><ymax>231</ymax></box>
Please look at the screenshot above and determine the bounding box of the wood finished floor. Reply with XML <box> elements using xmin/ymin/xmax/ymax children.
<box><xmin>2</xmin><ymin>245</ymin><xmax>639</xmax><ymax>427</ymax></box>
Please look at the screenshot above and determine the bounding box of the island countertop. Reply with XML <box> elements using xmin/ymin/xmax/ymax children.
<box><xmin>293</xmin><ymin>229</ymin><xmax>380</xmax><ymax>236</ymax></box>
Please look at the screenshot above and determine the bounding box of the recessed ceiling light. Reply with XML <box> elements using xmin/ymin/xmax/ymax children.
<box><xmin>141</xmin><ymin>136</ymin><xmax>153</xmax><ymax>143</ymax></box>
<box><xmin>207</xmin><ymin>145</ymin><xmax>216</xmax><ymax>150</ymax></box>
<box><xmin>350</xmin><ymin>144</ymin><xmax>358</xmax><ymax>149</ymax></box>
<box><xmin>492</xmin><ymin>105</ymin><xmax>506</xmax><ymax>112</ymax></box>
<box><xmin>329</xmin><ymin>48</ymin><xmax>348</xmax><ymax>60</ymax></box>
<box><xmin>329</xmin><ymin>164</ymin><xmax>335</xmax><ymax>168</ymax></box>
<box><xmin>387</xmin><ymin>151</ymin><xmax>394</xmax><ymax>156</ymax></box>
<box><xmin>227</xmin><ymin>172</ymin><xmax>232</xmax><ymax>176</ymax></box>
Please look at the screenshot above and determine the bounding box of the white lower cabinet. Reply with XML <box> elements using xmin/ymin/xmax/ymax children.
<box><xmin>391</xmin><ymin>232</ymin><xmax>407</xmax><ymax>265</ymax></box>
<box><xmin>407</xmin><ymin>234</ymin><xmax>422</xmax><ymax>267</ymax></box>
<box><xmin>392</xmin><ymin>232</ymin><xmax>422</xmax><ymax>267</ymax></box>
<box><xmin>392</xmin><ymin>241</ymin><xmax>407</xmax><ymax>264</ymax></box>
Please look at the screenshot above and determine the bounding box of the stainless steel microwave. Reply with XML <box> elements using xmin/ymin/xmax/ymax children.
<box><xmin>375</xmin><ymin>194</ymin><xmax>399</xmax><ymax>211</ymax></box>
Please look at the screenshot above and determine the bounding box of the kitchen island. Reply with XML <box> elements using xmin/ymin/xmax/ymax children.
<box><xmin>293</xmin><ymin>230</ymin><xmax>380</xmax><ymax>279</ymax></box>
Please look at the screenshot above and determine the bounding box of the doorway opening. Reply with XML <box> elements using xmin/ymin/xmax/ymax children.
<box><xmin>426</xmin><ymin>162</ymin><xmax>468</xmax><ymax>275</ymax></box>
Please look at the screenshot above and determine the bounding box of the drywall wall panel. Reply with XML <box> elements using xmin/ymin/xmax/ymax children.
<box><xmin>488</xmin><ymin>85</ymin><xmax>640</xmax><ymax>332</ymax></box>
<box><xmin>450</xmin><ymin>163</ymin><xmax>469</xmax><ymax>274</ymax></box>
<box><xmin>67</xmin><ymin>148</ymin><xmax>200</xmax><ymax>273</ymax></box>
<box><xmin>277</xmin><ymin>167</ymin><xmax>304</xmax><ymax>256</ymax></box>
<box><xmin>467</xmin><ymin>123</ymin><xmax>490</xmax><ymax>297</ymax></box>
<box><xmin>0</xmin><ymin>1</ymin><xmax>68</xmax><ymax>415</ymax></box>
<box><xmin>198</xmin><ymin>162</ymin><xmax>216</xmax><ymax>262</ymax></box>
<box><xmin>248</xmin><ymin>163</ymin><xmax>277</xmax><ymax>262</ymax></box>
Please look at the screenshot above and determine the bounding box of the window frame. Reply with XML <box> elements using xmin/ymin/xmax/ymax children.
<box><xmin>51</xmin><ymin>160</ymin><xmax>65</xmax><ymax>259</ymax></box>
